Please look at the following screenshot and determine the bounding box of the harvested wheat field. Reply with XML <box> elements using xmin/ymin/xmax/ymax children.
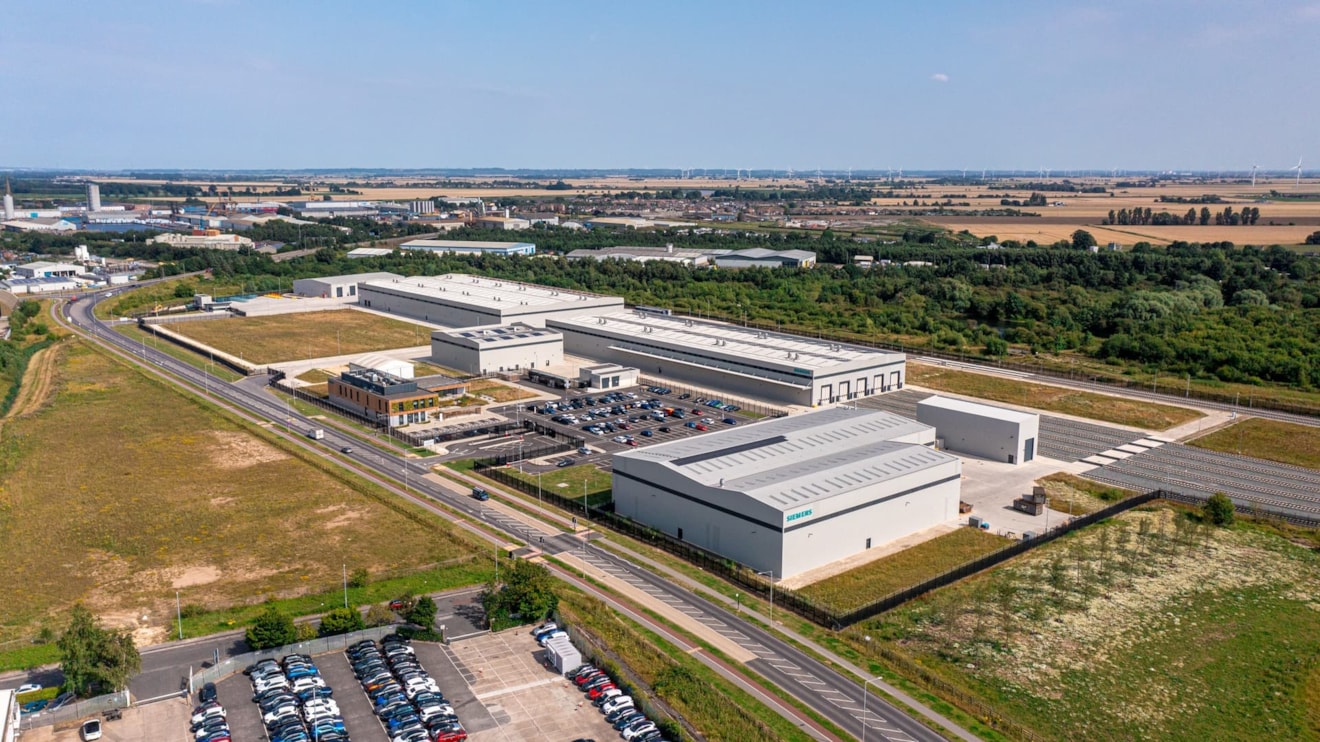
<box><xmin>0</xmin><ymin>340</ymin><xmax>480</xmax><ymax>644</ymax></box>
<box><xmin>172</xmin><ymin>309</ymin><xmax>432</xmax><ymax>364</ymax></box>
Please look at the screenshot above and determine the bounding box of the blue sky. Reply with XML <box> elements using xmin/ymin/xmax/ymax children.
<box><xmin>1</xmin><ymin>0</ymin><xmax>1317</xmax><ymax>171</ymax></box>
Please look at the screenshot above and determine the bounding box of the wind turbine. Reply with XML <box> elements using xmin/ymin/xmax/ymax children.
<box><xmin>1251</xmin><ymin>164</ymin><xmax>1259</xmax><ymax>187</ymax></box>
<box><xmin>1291</xmin><ymin>157</ymin><xmax>1303</xmax><ymax>186</ymax></box>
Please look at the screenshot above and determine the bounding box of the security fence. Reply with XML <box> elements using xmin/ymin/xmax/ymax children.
<box><xmin>21</xmin><ymin>690</ymin><xmax>129</xmax><ymax>731</ymax></box>
<box><xmin>188</xmin><ymin>625</ymin><xmax>400</xmax><ymax>691</ymax></box>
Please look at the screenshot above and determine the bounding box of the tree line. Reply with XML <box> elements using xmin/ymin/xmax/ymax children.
<box><xmin>1103</xmin><ymin>206</ymin><xmax>1261</xmax><ymax>226</ymax></box>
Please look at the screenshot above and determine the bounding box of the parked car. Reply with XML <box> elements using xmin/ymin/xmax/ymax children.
<box><xmin>198</xmin><ymin>682</ymin><xmax>218</xmax><ymax>704</ymax></box>
<box><xmin>16</xmin><ymin>683</ymin><xmax>41</xmax><ymax>694</ymax></box>
<box><xmin>557</xmin><ymin>458</ymin><xmax>575</xmax><ymax>468</ymax></box>
<box><xmin>578</xmin><ymin>446</ymin><xmax>591</xmax><ymax>455</ymax></box>
<box><xmin>723</xmin><ymin>417</ymin><xmax>737</xmax><ymax>425</ymax></box>
<box><xmin>80</xmin><ymin>719</ymin><xmax>103</xmax><ymax>741</ymax></box>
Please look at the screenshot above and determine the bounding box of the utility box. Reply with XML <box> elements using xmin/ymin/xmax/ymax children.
<box><xmin>1013</xmin><ymin>497</ymin><xmax>1045</xmax><ymax>515</ymax></box>
<box><xmin>969</xmin><ymin>515</ymin><xmax>985</xmax><ymax>528</ymax></box>
<box><xmin>544</xmin><ymin>635</ymin><xmax>582</xmax><ymax>675</ymax></box>
<box><xmin>959</xmin><ymin>501</ymin><xmax>973</xmax><ymax>514</ymax></box>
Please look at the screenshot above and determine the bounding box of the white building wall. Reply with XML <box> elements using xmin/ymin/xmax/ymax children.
<box><xmin>360</xmin><ymin>284</ymin><xmax>620</xmax><ymax>328</ymax></box>
<box><xmin>917</xmin><ymin>401</ymin><xmax>1040</xmax><ymax>465</ymax></box>
<box><xmin>430</xmin><ymin>336</ymin><xmax>563</xmax><ymax>375</ymax></box>
<box><xmin>613</xmin><ymin>456</ymin><xmax>961</xmax><ymax>578</ymax></box>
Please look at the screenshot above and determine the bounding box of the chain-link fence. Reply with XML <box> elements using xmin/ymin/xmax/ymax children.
<box><xmin>21</xmin><ymin>690</ymin><xmax>129</xmax><ymax>731</ymax></box>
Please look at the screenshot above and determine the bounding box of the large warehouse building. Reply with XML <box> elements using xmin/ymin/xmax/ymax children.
<box><xmin>917</xmin><ymin>395</ymin><xmax>1040</xmax><ymax>465</ymax></box>
<box><xmin>547</xmin><ymin>310</ymin><xmax>906</xmax><ymax>406</ymax></box>
<box><xmin>612</xmin><ymin>407</ymin><xmax>962</xmax><ymax>579</ymax></box>
<box><xmin>398</xmin><ymin>239</ymin><xmax>536</xmax><ymax>256</ymax></box>
<box><xmin>430</xmin><ymin>323</ymin><xmax>564</xmax><ymax>375</ymax></box>
<box><xmin>357</xmin><ymin>273</ymin><xmax>624</xmax><ymax>327</ymax></box>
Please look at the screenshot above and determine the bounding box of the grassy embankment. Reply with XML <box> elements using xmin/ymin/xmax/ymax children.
<box><xmin>837</xmin><ymin>505</ymin><xmax>1320</xmax><ymax>741</ymax></box>
<box><xmin>557</xmin><ymin>589</ymin><xmax>819</xmax><ymax>742</ymax></box>
<box><xmin>496</xmin><ymin>463</ymin><xmax>613</xmax><ymax>508</ymax></box>
<box><xmin>112</xmin><ymin>323</ymin><xmax>244</xmax><ymax>382</ymax></box>
<box><xmin>908</xmin><ymin>362</ymin><xmax>1202</xmax><ymax>430</ymax></box>
<box><xmin>0</xmin><ymin>339</ymin><xmax>488</xmax><ymax>669</ymax></box>
<box><xmin>1189</xmin><ymin>417</ymin><xmax>1320</xmax><ymax>470</ymax></box>
<box><xmin>1036</xmin><ymin>472</ymin><xmax>1139</xmax><ymax>515</ymax></box>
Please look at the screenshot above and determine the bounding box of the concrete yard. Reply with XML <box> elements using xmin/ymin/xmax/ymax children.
<box><xmin>449</xmin><ymin>629</ymin><xmax>621</xmax><ymax>742</ymax></box>
<box><xmin>20</xmin><ymin>696</ymin><xmax>191</xmax><ymax>742</ymax></box>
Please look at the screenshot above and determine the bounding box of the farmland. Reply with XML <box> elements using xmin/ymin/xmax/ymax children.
<box><xmin>846</xmin><ymin>506</ymin><xmax>1320</xmax><ymax>741</ymax></box>
<box><xmin>907</xmin><ymin>362</ymin><xmax>1202</xmax><ymax>430</ymax></box>
<box><xmin>170</xmin><ymin>309</ymin><xmax>433</xmax><ymax>363</ymax></box>
<box><xmin>0</xmin><ymin>339</ymin><xmax>483</xmax><ymax>647</ymax></box>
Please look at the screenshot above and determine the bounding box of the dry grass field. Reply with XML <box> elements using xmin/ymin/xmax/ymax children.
<box><xmin>171</xmin><ymin>310</ymin><xmax>431</xmax><ymax>363</ymax></box>
<box><xmin>0</xmin><ymin>340</ymin><xmax>480</xmax><ymax>646</ymax></box>
<box><xmin>908</xmin><ymin>362</ymin><xmax>1202</xmax><ymax>430</ymax></box>
<box><xmin>465</xmin><ymin>378</ymin><xmax>537</xmax><ymax>403</ymax></box>
<box><xmin>904</xmin><ymin>179</ymin><xmax>1320</xmax><ymax>246</ymax></box>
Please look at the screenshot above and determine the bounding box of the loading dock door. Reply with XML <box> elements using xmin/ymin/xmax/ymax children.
<box><xmin>1024</xmin><ymin>437</ymin><xmax>1035</xmax><ymax>462</ymax></box>
<box><xmin>838</xmin><ymin>381</ymin><xmax>851</xmax><ymax>400</ymax></box>
<box><xmin>890</xmin><ymin>371</ymin><xmax>901</xmax><ymax>389</ymax></box>
<box><xmin>819</xmin><ymin>384</ymin><xmax>832</xmax><ymax>405</ymax></box>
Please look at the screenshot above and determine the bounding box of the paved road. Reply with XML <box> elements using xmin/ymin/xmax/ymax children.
<box><xmin>60</xmin><ymin>292</ymin><xmax>956</xmax><ymax>741</ymax></box>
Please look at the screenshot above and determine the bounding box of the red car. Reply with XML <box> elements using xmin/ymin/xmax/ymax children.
<box><xmin>694</xmin><ymin>424</ymin><xmax>707</xmax><ymax>431</ymax></box>
<box><xmin>389</xmin><ymin>599</ymin><xmax>406</xmax><ymax>611</ymax></box>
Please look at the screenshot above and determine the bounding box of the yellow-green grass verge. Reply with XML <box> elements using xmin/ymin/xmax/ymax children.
<box><xmin>171</xmin><ymin>310</ymin><xmax>432</xmax><ymax>364</ymax></box>
<box><xmin>296</xmin><ymin>368</ymin><xmax>334</xmax><ymax>384</ymax></box>
<box><xmin>94</xmin><ymin>277</ymin><xmax>248</xmax><ymax>320</ymax></box>
<box><xmin>840</xmin><ymin>506</ymin><xmax>1320</xmax><ymax>741</ymax></box>
<box><xmin>1188</xmin><ymin>417</ymin><xmax>1320</xmax><ymax>470</ymax></box>
<box><xmin>412</xmin><ymin>360</ymin><xmax>467</xmax><ymax>378</ymax></box>
<box><xmin>908</xmin><ymin>362</ymin><xmax>1201</xmax><ymax>430</ymax></box>
<box><xmin>796</xmin><ymin>528</ymin><xmax>1011</xmax><ymax>614</ymax></box>
<box><xmin>465</xmin><ymin>378</ymin><xmax>537</xmax><ymax>402</ymax></box>
<box><xmin>0</xmin><ymin>339</ymin><xmax>485</xmax><ymax>648</ymax></box>
<box><xmin>1037</xmin><ymin>472</ymin><xmax>1138</xmax><ymax>515</ymax></box>
<box><xmin>558</xmin><ymin>589</ymin><xmax>819</xmax><ymax>742</ymax></box>
<box><xmin>113</xmin><ymin>323</ymin><xmax>245</xmax><ymax>382</ymax></box>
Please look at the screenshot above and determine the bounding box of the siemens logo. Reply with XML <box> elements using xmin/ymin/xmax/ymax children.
<box><xmin>786</xmin><ymin>509</ymin><xmax>813</xmax><ymax>523</ymax></box>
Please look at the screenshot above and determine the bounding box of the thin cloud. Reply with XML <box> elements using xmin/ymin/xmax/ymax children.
<box><xmin>931</xmin><ymin>73</ymin><xmax>950</xmax><ymax>83</ymax></box>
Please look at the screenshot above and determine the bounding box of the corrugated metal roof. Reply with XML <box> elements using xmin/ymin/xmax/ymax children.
<box><xmin>917</xmin><ymin>395</ymin><xmax>1038</xmax><ymax>423</ymax></box>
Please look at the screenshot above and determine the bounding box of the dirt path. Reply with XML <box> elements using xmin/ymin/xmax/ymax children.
<box><xmin>5</xmin><ymin>341</ymin><xmax>63</xmax><ymax>420</ymax></box>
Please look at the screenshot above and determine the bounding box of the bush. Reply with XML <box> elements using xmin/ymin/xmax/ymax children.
<box><xmin>347</xmin><ymin>568</ymin><xmax>370</xmax><ymax>589</ymax></box>
<box><xmin>406</xmin><ymin>596</ymin><xmax>437</xmax><ymax>628</ymax></box>
<box><xmin>364</xmin><ymin>604</ymin><xmax>395</xmax><ymax>628</ymax></box>
<box><xmin>1204</xmin><ymin>492</ymin><xmax>1236</xmax><ymax>526</ymax></box>
<box><xmin>319</xmin><ymin>607</ymin><xmax>366</xmax><ymax>637</ymax></box>
<box><xmin>294</xmin><ymin>623</ymin><xmax>318</xmax><ymax>642</ymax></box>
<box><xmin>246</xmin><ymin>605</ymin><xmax>296</xmax><ymax>650</ymax></box>
<box><xmin>179</xmin><ymin>603</ymin><xmax>208</xmax><ymax>619</ymax></box>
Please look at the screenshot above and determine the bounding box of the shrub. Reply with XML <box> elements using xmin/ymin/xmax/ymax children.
<box><xmin>319</xmin><ymin>607</ymin><xmax>365</xmax><ymax>637</ymax></box>
<box><xmin>1204</xmin><ymin>493</ymin><xmax>1235</xmax><ymax>526</ymax></box>
<box><xmin>347</xmin><ymin>568</ymin><xmax>370</xmax><ymax>589</ymax></box>
<box><xmin>246</xmin><ymin>605</ymin><xmax>296</xmax><ymax>650</ymax></box>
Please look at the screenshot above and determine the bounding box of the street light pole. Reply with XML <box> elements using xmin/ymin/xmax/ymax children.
<box><xmin>861</xmin><ymin>676</ymin><xmax>882</xmax><ymax>742</ymax></box>
<box><xmin>342</xmin><ymin>563</ymin><xmax>348</xmax><ymax>609</ymax></box>
<box><xmin>756</xmin><ymin>570</ymin><xmax>775</xmax><ymax>622</ymax></box>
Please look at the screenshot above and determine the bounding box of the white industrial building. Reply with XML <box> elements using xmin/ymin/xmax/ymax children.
<box><xmin>150</xmin><ymin>232</ymin><xmax>255</xmax><ymax>250</ymax></box>
<box><xmin>0</xmin><ymin>688</ymin><xmax>17</xmax><ymax>742</ymax></box>
<box><xmin>14</xmin><ymin>261</ymin><xmax>86</xmax><ymax>278</ymax></box>
<box><xmin>713</xmin><ymin>248</ymin><xmax>817</xmax><ymax>269</ymax></box>
<box><xmin>346</xmin><ymin>247</ymin><xmax>395</xmax><ymax>259</ymax></box>
<box><xmin>579</xmin><ymin>363</ymin><xmax>638</xmax><ymax>390</ymax></box>
<box><xmin>398</xmin><ymin>239</ymin><xmax>536</xmax><ymax>256</ymax></box>
<box><xmin>1</xmin><ymin>277</ymin><xmax>82</xmax><ymax>293</ymax></box>
<box><xmin>473</xmin><ymin>216</ymin><xmax>531</xmax><ymax>230</ymax></box>
<box><xmin>430</xmin><ymin>323</ymin><xmax>564</xmax><ymax>374</ymax></box>
<box><xmin>547</xmin><ymin>310</ymin><xmax>906</xmax><ymax>406</ymax></box>
<box><xmin>292</xmin><ymin>272</ymin><xmax>402</xmax><ymax>300</ymax></box>
<box><xmin>917</xmin><ymin>395</ymin><xmax>1040</xmax><ymax>465</ymax></box>
<box><xmin>354</xmin><ymin>353</ymin><xmax>415</xmax><ymax>379</ymax></box>
<box><xmin>358</xmin><ymin>273</ymin><xmax>623</xmax><ymax>327</ymax></box>
<box><xmin>612</xmin><ymin>407</ymin><xmax>962</xmax><ymax>579</ymax></box>
<box><xmin>565</xmin><ymin>245</ymin><xmax>720</xmax><ymax>266</ymax></box>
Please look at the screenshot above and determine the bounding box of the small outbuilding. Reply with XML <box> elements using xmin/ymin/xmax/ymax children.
<box><xmin>543</xmin><ymin>635</ymin><xmax>582</xmax><ymax>675</ymax></box>
<box><xmin>917</xmin><ymin>395</ymin><xmax>1040</xmax><ymax>465</ymax></box>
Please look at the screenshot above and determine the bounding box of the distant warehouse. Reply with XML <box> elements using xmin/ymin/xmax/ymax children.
<box><xmin>713</xmin><ymin>248</ymin><xmax>816</xmax><ymax>269</ymax></box>
<box><xmin>612</xmin><ymin>407</ymin><xmax>962</xmax><ymax>579</ymax></box>
<box><xmin>358</xmin><ymin>273</ymin><xmax>623</xmax><ymax>327</ymax></box>
<box><xmin>547</xmin><ymin>310</ymin><xmax>905</xmax><ymax>406</ymax></box>
<box><xmin>398</xmin><ymin>239</ymin><xmax>536</xmax><ymax>256</ymax></box>
<box><xmin>293</xmin><ymin>272</ymin><xmax>401</xmax><ymax>300</ymax></box>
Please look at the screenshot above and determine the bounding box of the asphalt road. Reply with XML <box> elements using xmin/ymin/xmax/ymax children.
<box><xmin>59</xmin><ymin>292</ymin><xmax>956</xmax><ymax>741</ymax></box>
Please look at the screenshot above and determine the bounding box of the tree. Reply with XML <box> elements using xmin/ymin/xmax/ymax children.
<box><xmin>246</xmin><ymin>605</ymin><xmax>297</xmax><ymax>650</ymax></box>
<box><xmin>1204</xmin><ymin>492</ymin><xmax>1236</xmax><ymax>526</ymax></box>
<box><xmin>983</xmin><ymin>335</ymin><xmax>1008</xmax><ymax>357</ymax></box>
<box><xmin>1200</xmin><ymin>206</ymin><xmax>1212</xmax><ymax>225</ymax></box>
<box><xmin>406</xmin><ymin>596</ymin><xmax>438</xmax><ymax>628</ymax></box>
<box><xmin>1306</xmin><ymin>230</ymin><xmax>1320</xmax><ymax>245</ymax></box>
<box><xmin>57</xmin><ymin>605</ymin><xmax>141</xmax><ymax>696</ymax></box>
<box><xmin>319</xmin><ymin>607</ymin><xmax>366</xmax><ymax>637</ymax></box>
<box><xmin>347</xmin><ymin>568</ymin><xmax>370</xmax><ymax>589</ymax></box>
<box><xmin>482</xmin><ymin>559</ymin><xmax>559</xmax><ymax>626</ymax></box>
<box><xmin>1071</xmin><ymin>229</ymin><xmax>1097</xmax><ymax>250</ymax></box>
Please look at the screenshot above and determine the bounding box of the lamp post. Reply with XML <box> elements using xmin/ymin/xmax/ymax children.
<box><xmin>342</xmin><ymin>564</ymin><xmax>349</xmax><ymax>609</ymax></box>
<box><xmin>756</xmin><ymin>570</ymin><xmax>775</xmax><ymax>622</ymax></box>
<box><xmin>861</xmin><ymin>676</ymin><xmax>882</xmax><ymax>742</ymax></box>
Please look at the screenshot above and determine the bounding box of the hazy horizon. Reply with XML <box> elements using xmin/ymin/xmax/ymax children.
<box><xmin>2</xmin><ymin>0</ymin><xmax>1317</xmax><ymax>172</ymax></box>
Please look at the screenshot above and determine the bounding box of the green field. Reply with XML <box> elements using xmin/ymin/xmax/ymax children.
<box><xmin>1189</xmin><ymin>417</ymin><xmax>1320</xmax><ymax>470</ymax></box>
<box><xmin>503</xmin><ymin>463</ymin><xmax>612</xmax><ymax>506</ymax></box>
<box><xmin>0</xmin><ymin>339</ymin><xmax>484</xmax><ymax>647</ymax></box>
<box><xmin>796</xmin><ymin>528</ymin><xmax>1010</xmax><ymax>613</ymax></box>
<box><xmin>844</xmin><ymin>507</ymin><xmax>1320</xmax><ymax>741</ymax></box>
<box><xmin>1037</xmin><ymin>472</ymin><xmax>1138</xmax><ymax>515</ymax></box>
<box><xmin>114</xmin><ymin>323</ymin><xmax>244</xmax><ymax>382</ymax></box>
<box><xmin>908</xmin><ymin>362</ymin><xmax>1202</xmax><ymax>430</ymax></box>
<box><xmin>171</xmin><ymin>310</ymin><xmax>433</xmax><ymax>363</ymax></box>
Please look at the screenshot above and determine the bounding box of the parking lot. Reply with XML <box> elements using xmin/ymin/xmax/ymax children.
<box><xmin>448</xmin><ymin>629</ymin><xmax>620</xmax><ymax>742</ymax></box>
<box><xmin>214</xmin><ymin>639</ymin><xmax>486</xmax><ymax>742</ymax></box>
<box><xmin>495</xmin><ymin>384</ymin><xmax>768</xmax><ymax>472</ymax></box>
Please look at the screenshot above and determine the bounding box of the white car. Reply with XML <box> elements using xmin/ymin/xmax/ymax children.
<box><xmin>418</xmin><ymin>702</ymin><xmax>455</xmax><ymax>721</ymax></box>
<box><xmin>623</xmin><ymin>721</ymin><xmax>658</xmax><ymax>740</ymax></box>
<box><xmin>601</xmin><ymin>696</ymin><xmax>634</xmax><ymax>715</ymax></box>
<box><xmin>16</xmin><ymin>683</ymin><xmax>42</xmax><ymax>694</ymax></box>
<box><xmin>537</xmin><ymin>630</ymin><xmax>567</xmax><ymax>645</ymax></box>
<box><xmin>80</xmin><ymin>719</ymin><xmax>103</xmax><ymax>741</ymax></box>
<box><xmin>262</xmin><ymin>705</ymin><xmax>298</xmax><ymax>725</ymax></box>
<box><xmin>190</xmin><ymin>706</ymin><xmax>225</xmax><ymax>724</ymax></box>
